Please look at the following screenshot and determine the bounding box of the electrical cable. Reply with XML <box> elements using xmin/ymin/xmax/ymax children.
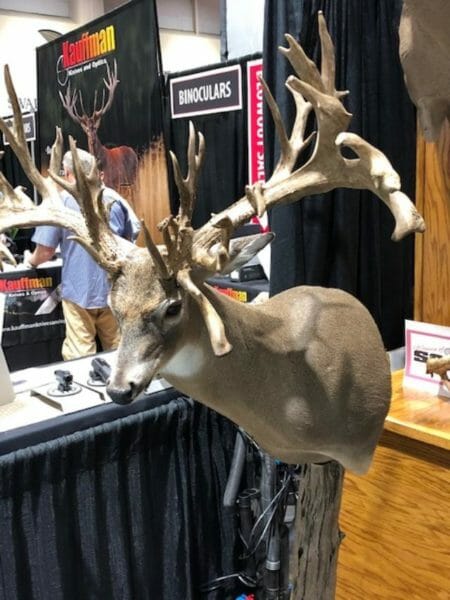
<box><xmin>200</xmin><ymin>463</ymin><xmax>300</xmax><ymax>595</ymax></box>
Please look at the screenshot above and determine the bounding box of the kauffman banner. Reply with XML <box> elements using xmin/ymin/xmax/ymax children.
<box><xmin>36</xmin><ymin>0</ymin><xmax>169</xmax><ymax>240</ymax></box>
<box><xmin>170</xmin><ymin>65</ymin><xmax>242</xmax><ymax>118</ymax></box>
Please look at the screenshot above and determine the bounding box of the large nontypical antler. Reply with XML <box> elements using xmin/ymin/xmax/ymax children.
<box><xmin>141</xmin><ymin>122</ymin><xmax>234</xmax><ymax>355</ymax></box>
<box><xmin>193</xmin><ymin>13</ymin><xmax>425</xmax><ymax>255</ymax></box>
<box><xmin>145</xmin><ymin>12</ymin><xmax>425</xmax><ymax>357</ymax></box>
<box><xmin>0</xmin><ymin>65</ymin><xmax>129</xmax><ymax>273</ymax></box>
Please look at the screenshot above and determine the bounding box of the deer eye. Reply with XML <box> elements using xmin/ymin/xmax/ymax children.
<box><xmin>164</xmin><ymin>301</ymin><xmax>182</xmax><ymax>319</ymax></box>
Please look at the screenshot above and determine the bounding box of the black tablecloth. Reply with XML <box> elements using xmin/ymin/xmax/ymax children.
<box><xmin>0</xmin><ymin>390</ymin><xmax>241</xmax><ymax>599</ymax></box>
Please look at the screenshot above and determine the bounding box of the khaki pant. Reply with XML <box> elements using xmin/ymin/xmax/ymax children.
<box><xmin>61</xmin><ymin>299</ymin><xmax>120</xmax><ymax>361</ymax></box>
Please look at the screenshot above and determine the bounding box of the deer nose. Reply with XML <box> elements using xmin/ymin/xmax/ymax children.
<box><xmin>106</xmin><ymin>383</ymin><xmax>135</xmax><ymax>405</ymax></box>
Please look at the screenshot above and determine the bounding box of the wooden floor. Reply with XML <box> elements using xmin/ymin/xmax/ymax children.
<box><xmin>336</xmin><ymin>371</ymin><xmax>450</xmax><ymax>600</ymax></box>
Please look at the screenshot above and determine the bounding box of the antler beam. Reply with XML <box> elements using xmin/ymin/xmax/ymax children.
<box><xmin>151</xmin><ymin>11</ymin><xmax>425</xmax><ymax>356</ymax></box>
<box><xmin>0</xmin><ymin>65</ymin><xmax>129</xmax><ymax>274</ymax></box>
<box><xmin>191</xmin><ymin>12</ymin><xmax>425</xmax><ymax>262</ymax></box>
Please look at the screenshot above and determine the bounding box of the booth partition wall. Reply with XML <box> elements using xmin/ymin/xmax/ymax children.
<box><xmin>166</xmin><ymin>52</ymin><xmax>261</xmax><ymax>228</ymax></box>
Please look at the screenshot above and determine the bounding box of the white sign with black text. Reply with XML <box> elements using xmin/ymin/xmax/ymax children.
<box><xmin>1</xmin><ymin>112</ymin><xmax>36</xmax><ymax>145</ymax></box>
<box><xmin>170</xmin><ymin>65</ymin><xmax>242</xmax><ymax>119</ymax></box>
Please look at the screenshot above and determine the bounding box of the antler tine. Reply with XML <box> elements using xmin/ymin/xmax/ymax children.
<box><xmin>318</xmin><ymin>12</ymin><xmax>341</xmax><ymax>98</ymax></box>
<box><xmin>68</xmin><ymin>137</ymin><xmax>102</xmax><ymax>227</ymax></box>
<box><xmin>59</xmin><ymin>81</ymin><xmax>83</xmax><ymax>123</ymax></box>
<box><xmin>0</xmin><ymin>66</ymin><xmax>58</xmax><ymax>203</ymax></box>
<box><xmin>280</xmin><ymin>33</ymin><xmax>326</xmax><ymax>94</ymax></box>
<box><xmin>92</xmin><ymin>88</ymin><xmax>100</xmax><ymax>115</ymax></box>
<box><xmin>142</xmin><ymin>219</ymin><xmax>171</xmax><ymax>282</ymax></box>
<box><xmin>260</xmin><ymin>74</ymin><xmax>314</xmax><ymax>184</ymax></box>
<box><xmin>49</xmin><ymin>126</ymin><xmax>63</xmax><ymax>174</ymax></box>
<box><xmin>191</xmin><ymin>12</ymin><xmax>424</xmax><ymax>259</ymax></box>
<box><xmin>177</xmin><ymin>269</ymin><xmax>232</xmax><ymax>356</ymax></box>
<box><xmin>97</xmin><ymin>58</ymin><xmax>119</xmax><ymax>116</ymax></box>
<box><xmin>0</xmin><ymin>65</ymin><xmax>129</xmax><ymax>274</ymax></box>
<box><xmin>0</xmin><ymin>237</ymin><xmax>16</xmax><ymax>270</ymax></box>
<box><xmin>78</xmin><ymin>89</ymin><xmax>88</xmax><ymax>117</ymax></box>
<box><xmin>170</xmin><ymin>121</ymin><xmax>205</xmax><ymax>226</ymax></box>
<box><xmin>48</xmin><ymin>136</ymin><xmax>122</xmax><ymax>265</ymax></box>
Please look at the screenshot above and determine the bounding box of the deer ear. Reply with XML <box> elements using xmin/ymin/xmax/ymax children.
<box><xmin>209</xmin><ymin>231</ymin><xmax>274</xmax><ymax>276</ymax></box>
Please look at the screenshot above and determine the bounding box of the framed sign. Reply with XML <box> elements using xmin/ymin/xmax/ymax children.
<box><xmin>404</xmin><ymin>319</ymin><xmax>450</xmax><ymax>397</ymax></box>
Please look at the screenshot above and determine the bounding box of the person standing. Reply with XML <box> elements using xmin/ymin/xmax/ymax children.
<box><xmin>24</xmin><ymin>149</ymin><xmax>132</xmax><ymax>360</ymax></box>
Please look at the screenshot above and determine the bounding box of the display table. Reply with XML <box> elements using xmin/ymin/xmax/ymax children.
<box><xmin>0</xmin><ymin>361</ymin><xmax>239</xmax><ymax>600</ymax></box>
<box><xmin>337</xmin><ymin>370</ymin><xmax>450</xmax><ymax>599</ymax></box>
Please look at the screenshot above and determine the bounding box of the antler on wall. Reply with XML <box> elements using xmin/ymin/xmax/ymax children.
<box><xmin>59</xmin><ymin>59</ymin><xmax>119</xmax><ymax>134</ymax></box>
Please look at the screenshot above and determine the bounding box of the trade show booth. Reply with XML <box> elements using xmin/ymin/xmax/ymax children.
<box><xmin>0</xmin><ymin>0</ymin><xmax>449</xmax><ymax>599</ymax></box>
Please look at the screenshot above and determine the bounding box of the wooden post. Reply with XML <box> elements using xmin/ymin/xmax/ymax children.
<box><xmin>290</xmin><ymin>461</ymin><xmax>345</xmax><ymax>600</ymax></box>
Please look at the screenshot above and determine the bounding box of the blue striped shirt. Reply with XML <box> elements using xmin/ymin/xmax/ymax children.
<box><xmin>32</xmin><ymin>187</ymin><xmax>127</xmax><ymax>309</ymax></box>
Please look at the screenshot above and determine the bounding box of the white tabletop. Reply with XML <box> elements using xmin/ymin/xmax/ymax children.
<box><xmin>0</xmin><ymin>351</ymin><xmax>170</xmax><ymax>433</ymax></box>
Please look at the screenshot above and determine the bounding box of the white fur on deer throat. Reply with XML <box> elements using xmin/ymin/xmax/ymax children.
<box><xmin>160</xmin><ymin>342</ymin><xmax>206</xmax><ymax>379</ymax></box>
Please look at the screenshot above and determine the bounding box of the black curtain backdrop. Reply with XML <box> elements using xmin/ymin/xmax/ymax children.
<box><xmin>264</xmin><ymin>0</ymin><xmax>416</xmax><ymax>350</ymax></box>
<box><xmin>0</xmin><ymin>398</ymin><xmax>240</xmax><ymax>600</ymax></box>
<box><xmin>166</xmin><ymin>54</ymin><xmax>260</xmax><ymax>228</ymax></box>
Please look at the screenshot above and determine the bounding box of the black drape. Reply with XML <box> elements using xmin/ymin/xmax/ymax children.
<box><xmin>264</xmin><ymin>0</ymin><xmax>416</xmax><ymax>350</ymax></box>
<box><xmin>165</xmin><ymin>54</ymin><xmax>260</xmax><ymax>228</ymax></box>
<box><xmin>0</xmin><ymin>398</ymin><xmax>239</xmax><ymax>600</ymax></box>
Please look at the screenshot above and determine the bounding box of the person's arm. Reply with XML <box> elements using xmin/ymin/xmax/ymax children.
<box><xmin>23</xmin><ymin>244</ymin><xmax>56</xmax><ymax>268</ymax></box>
<box><xmin>26</xmin><ymin>223</ymin><xmax>62</xmax><ymax>268</ymax></box>
<box><xmin>107</xmin><ymin>191</ymin><xmax>141</xmax><ymax>242</ymax></box>
<box><xmin>108</xmin><ymin>195</ymin><xmax>128</xmax><ymax>237</ymax></box>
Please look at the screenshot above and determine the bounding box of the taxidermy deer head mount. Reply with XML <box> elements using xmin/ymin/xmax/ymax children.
<box><xmin>0</xmin><ymin>13</ymin><xmax>425</xmax><ymax>474</ymax></box>
<box><xmin>399</xmin><ymin>0</ymin><xmax>450</xmax><ymax>141</ymax></box>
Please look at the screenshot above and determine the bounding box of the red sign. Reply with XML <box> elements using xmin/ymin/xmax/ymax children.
<box><xmin>247</xmin><ymin>59</ymin><xmax>265</xmax><ymax>185</ymax></box>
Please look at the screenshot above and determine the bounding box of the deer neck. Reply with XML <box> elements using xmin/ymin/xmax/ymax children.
<box><xmin>158</xmin><ymin>284</ymin><xmax>265</xmax><ymax>404</ymax></box>
<box><xmin>88</xmin><ymin>132</ymin><xmax>103</xmax><ymax>160</ymax></box>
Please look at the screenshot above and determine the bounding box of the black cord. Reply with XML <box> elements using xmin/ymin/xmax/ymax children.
<box><xmin>200</xmin><ymin>465</ymin><xmax>299</xmax><ymax>595</ymax></box>
<box><xmin>199</xmin><ymin>571</ymin><xmax>257</xmax><ymax>594</ymax></box>
<box><xmin>242</xmin><ymin>469</ymin><xmax>293</xmax><ymax>559</ymax></box>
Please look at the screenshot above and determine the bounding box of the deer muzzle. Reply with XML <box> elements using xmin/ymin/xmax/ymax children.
<box><xmin>106</xmin><ymin>382</ymin><xmax>136</xmax><ymax>405</ymax></box>
<box><xmin>106</xmin><ymin>342</ymin><xmax>163</xmax><ymax>404</ymax></box>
